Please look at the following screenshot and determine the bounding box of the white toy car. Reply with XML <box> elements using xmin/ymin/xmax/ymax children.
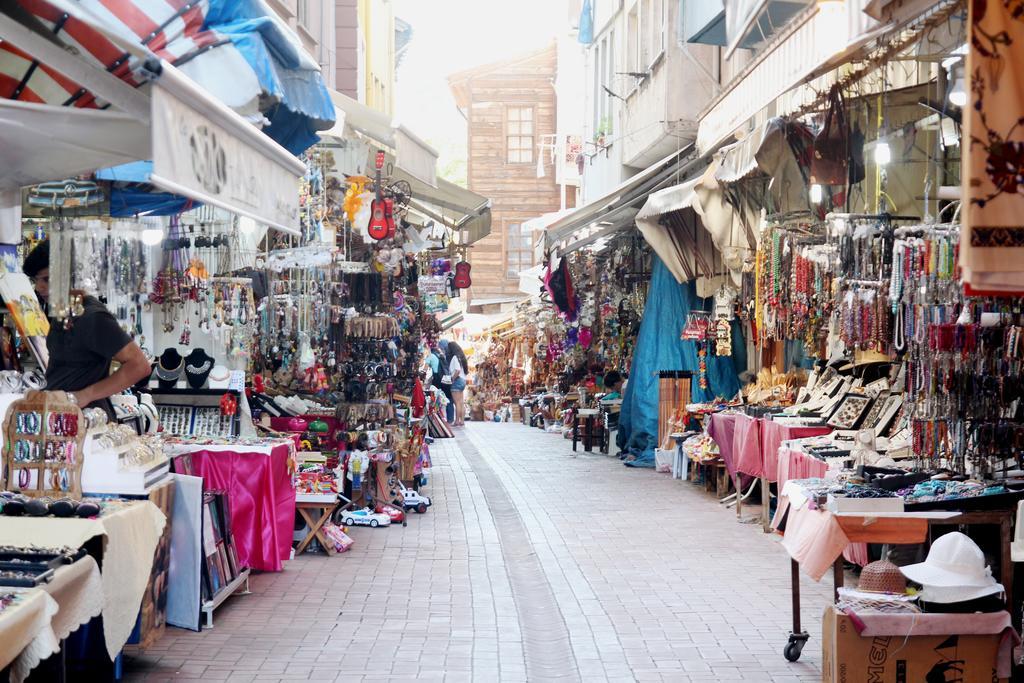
<box><xmin>399</xmin><ymin>483</ymin><xmax>431</xmax><ymax>514</ymax></box>
<box><xmin>342</xmin><ymin>507</ymin><xmax>391</xmax><ymax>528</ymax></box>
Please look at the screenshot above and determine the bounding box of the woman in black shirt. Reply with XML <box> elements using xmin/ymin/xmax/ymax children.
<box><xmin>23</xmin><ymin>241</ymin><xmax>151</xmax><ymax>410</ymax></box>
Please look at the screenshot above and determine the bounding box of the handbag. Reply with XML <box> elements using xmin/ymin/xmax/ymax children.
<box><xmin>810</xmin><ymin>86</ymin><xmax>851</xmax><ymax>186</ymax></box>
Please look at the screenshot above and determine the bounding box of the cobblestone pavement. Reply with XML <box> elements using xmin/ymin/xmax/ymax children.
<box><xmin>123</xmin><ymin>421</ymin><xmax>833</xmax><ymax>682</ymax></box>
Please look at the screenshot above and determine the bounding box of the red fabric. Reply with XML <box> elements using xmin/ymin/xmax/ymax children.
<box><xmin>707</xmin><ymin>413</ymin><xmax>740</xmax><ymax>476</ymax></box>
<box><xmin>411</xmin><ymin>378</ymin><xmax>426</xmax><ymax>418</ymax></box>
<box><xmin>732</xmin><ymin>414</ymin><xmax>763</xmax><ymax>478</ymax></box>
<box><xmin>186</xmin><ymin>445</ymin><xmax>295</xmax><ymax>572</ymax></box>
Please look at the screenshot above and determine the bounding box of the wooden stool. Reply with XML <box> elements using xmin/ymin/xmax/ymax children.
<box><xmin>295</xmin><ymin>497</ymin><xmax>343</xmax><ymax>556</ymax></box>
<box><xmin>713</xmin><ymin>461</ymin><xmax>731</xmax><ymax>498</ymax></box>
<box><xmin>572</xmin><ymin>409</ymin><xmax>603</xmax><ymax>452</ymax></box>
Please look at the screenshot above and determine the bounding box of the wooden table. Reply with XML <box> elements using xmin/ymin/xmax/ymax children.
<box><xmin>778</xmin><ymin>504</ymin><xmax>1015</xmax><ymax>663</ymax></box>
<box><xmin>294</xmin><ymin>496</ymin><xmax>345</xmax><ymax>556</ymax></box>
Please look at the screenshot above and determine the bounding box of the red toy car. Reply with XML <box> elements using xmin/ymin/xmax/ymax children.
<box><xmin>377</xmin><ymin>503</ymin><xmax>406</xmax><ymax>525</ymax></box>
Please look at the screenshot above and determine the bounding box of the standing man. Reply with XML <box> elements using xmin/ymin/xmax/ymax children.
<box><xmin>23</xmin><ymin>241</ymin><xmax>152</xmax><ymax>413</ymax></box>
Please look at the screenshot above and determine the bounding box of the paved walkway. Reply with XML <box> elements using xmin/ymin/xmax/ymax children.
<box><xmin>124</xmin><ymin>422</ymin><xmax>833</xmax><ymax>682</ymax></box>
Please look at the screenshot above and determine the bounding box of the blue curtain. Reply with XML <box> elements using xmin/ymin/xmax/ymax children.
<box><xmin>617</xmin><ymin>256</ymin><xmax>744</xmax><ymax>467</ymax></box>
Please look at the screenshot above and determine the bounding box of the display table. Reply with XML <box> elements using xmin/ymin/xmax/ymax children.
<box><xmin>776</xmin><ymin>447</ymin><xmax>829</xmax><ymax>491</ymax></box>
<box><xmin>166</xmin><ymin>438</ymin><xmax>296</xmax><ymax>572</ymax></box>
<box><xmin>0</xmin><ymin>589</ymin><xmax>58</xmax><ymax>683</ymax></box>
<box><xmin>708</xmin><ymin>413</ymin><xmax>832</xmax><ymax>528</ymax></box>
<box><xmin>6</xmin><ymin>556</ymin><xmax>104</xmax><ymax>682</ymax></box>
<box><xmin>0</xmin><ymin>501</ymin><xmax>165</xmax><ymax>661</ymax></box>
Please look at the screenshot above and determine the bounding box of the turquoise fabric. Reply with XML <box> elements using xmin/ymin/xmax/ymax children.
<box><xmin>618</xmin><ymin>256</ymin><xmax>745</xmax><ymax>467</ymax></box>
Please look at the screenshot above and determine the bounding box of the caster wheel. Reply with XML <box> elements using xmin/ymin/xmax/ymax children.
<box><xmin>416</xmin><ymin>503</ymin><xmax>427</xmax><ymax>514</ymax></box>
<box><xmin>784</xmin><ymin>640</ymin><xmax>804</xmax><ymax>662</ymax></box>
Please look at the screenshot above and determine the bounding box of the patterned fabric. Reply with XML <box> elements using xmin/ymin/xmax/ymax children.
<box><xmin>962</xmin><ymin>0</ymin><xmax>1024</xmax><ymax>290</ymax></box>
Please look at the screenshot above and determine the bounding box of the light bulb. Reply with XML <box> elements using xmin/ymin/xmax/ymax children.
<box><xmin>810</xmin><ymin>184</ymin><xmax>823</xmax><ymax>204</ymax></box>
<box><xmin>141</xmin><ymin>227</ymin><xmax>163</xmax><ymax>246</ymax></box>
<box><xmin>948</xmin><ymin>77</ymin><xmax>967</xmax><ymax>107</ymax></box>
<box><xmin>874</xmin><ymin>140</ymin><xmax>891</xmax><ymax>165</ymax></box>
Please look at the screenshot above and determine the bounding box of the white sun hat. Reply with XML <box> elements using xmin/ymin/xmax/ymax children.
<box><xmin>900</xmin><ymin>532</ymin><xmax>995</xmax><ymax>588</ymax></box>
<box><xmin>918</xmin><ymin>581</ymin><xmax>1005</xmax><ymax>604</ymax></box>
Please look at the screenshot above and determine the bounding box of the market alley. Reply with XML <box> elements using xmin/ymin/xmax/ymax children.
<box><xmin>123</xmin><ymin>421</ymin><xmax>833</xmax><ymax>683</ymax></box>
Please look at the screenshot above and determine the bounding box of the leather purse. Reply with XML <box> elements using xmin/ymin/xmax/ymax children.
<box><xmin>810</xmin><ymin>86</ymin><xmax>851</xmax><ymax>186</ymax></box>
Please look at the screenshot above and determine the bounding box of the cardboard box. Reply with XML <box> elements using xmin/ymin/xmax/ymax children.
<box><xmin>822</xmin><ymin>607</ymin><xmax>1007</xmax><ymax>683</ymax></box>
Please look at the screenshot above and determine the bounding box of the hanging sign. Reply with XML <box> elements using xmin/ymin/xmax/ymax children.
<box><xmin>149</xmin><ymin>68</ymin><xmax>304</xmax><ymax>234</ymax></box>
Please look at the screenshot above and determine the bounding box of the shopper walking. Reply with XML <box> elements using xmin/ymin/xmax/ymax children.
<box><xmin>447</xmin><ymin>340</ymin><xmax>468</xmax><ymax>427</ymax></box>
<box><xmin>435</xmin><ymin>341</ymin><xmax>454</xmax><ymax>423</ymax></box>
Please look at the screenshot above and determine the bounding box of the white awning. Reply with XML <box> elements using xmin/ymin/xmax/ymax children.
<box><xmin>524</xmin><ymin>209</ymin><xmax>576</xmax><ymax>233</ymax></box>
<box><xmin>331</xmin><ymin>90</ymin><xmax>396</xmax><ymax>149</ymax></box>
<box><xmin>634</xmin><ymin>178</ymin><xmax>708</xmax><ymax>284</ymax></box>
<box><xmin>0</xmin><ymin>100</ymin><xmax>150</xmax><ymax>191</ymax></box>
<box><xmin>395</xmin><ymin>126</ymin><xmax>439</xmax><ymax>188</ymax></box>
<box><xmin>544</xmin><ymin>146</ymin><xmax>697</xmax><ymax>253</ymax></box>
<box><xmin>0</xmin><ymin>1</ymin><xmax>309</xmax><ymax>234</ymax></box>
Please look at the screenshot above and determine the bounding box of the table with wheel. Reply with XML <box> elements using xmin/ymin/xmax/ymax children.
<box><xmin>774</xmin><ymin>493</ymin><xmax>1015</xmax><ymax>663</ymax></box>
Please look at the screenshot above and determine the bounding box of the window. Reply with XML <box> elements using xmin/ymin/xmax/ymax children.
<box><xmin>506</xmin><ymin>107</ymin><xmax>534</xmax><ymax>164</ymax></box>
<box><xmin>592</xmin><ymin>31</ymin><xmax>614</xmax><ymax>136</ymax></box>
<box><xmin>505</xmin><ymin>223</ymin><xmax>533</xmax><ymax>278</ymax></box>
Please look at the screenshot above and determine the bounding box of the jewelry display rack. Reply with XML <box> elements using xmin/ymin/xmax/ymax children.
<box><xmin>147</xmin><ymin>388</ymin><xmax>242</xmax><ymax>439</ymax></box>
<box><xmin>2</xmin><ymin>390</ymin><xmax>85</xmax><ymax>498</ymax></box>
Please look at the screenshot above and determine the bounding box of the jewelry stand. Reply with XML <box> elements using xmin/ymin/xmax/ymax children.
<box><xmin>2</xmin><ymin>390</ymin><xmax>86</xmax><ymax>498</ymax></box>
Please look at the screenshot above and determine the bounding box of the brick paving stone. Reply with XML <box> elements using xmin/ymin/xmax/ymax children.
<box><xmin>122</xmin><ymin>422</ymin><xmax>833</xmax><ymax>683</ymax></box>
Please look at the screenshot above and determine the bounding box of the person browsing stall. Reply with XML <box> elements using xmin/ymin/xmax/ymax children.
<box><xmin>601</xmin><ymin>370</ymin><xmax>625</xmax><ymax>402</ymax></box>
<box><xmin>24</xmin><ymin>241</ymin><xmax>151</xmax><ymax>412</ymax></box>
<box><xmin>447</xmin><ymin>340</ymin><xmax>468</xmax><ymax>427</ymax></box>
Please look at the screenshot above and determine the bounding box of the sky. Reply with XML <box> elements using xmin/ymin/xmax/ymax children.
<box><xmin>394</xmin><ymin>0</ymin><xmax>569</xmax><ymax>185</ymax></box>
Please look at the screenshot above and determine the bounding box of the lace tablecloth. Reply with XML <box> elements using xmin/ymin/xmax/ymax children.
<box><xmin>0</xmin><ymin>588</ymin><xmax>58</xmax><ymax>682</ymax></box>
<box><xmin>0</xmin><ymin>501</ymin><xmax>165</xmax><ymax>660</ymax></box>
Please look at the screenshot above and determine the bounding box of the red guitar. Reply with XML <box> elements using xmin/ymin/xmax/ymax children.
<box><xmin>367</xmin><ymin>150</ymin><xmax>388</xmax><ymax>241</ymax></box>
<box><xmin>384</xmin><ymin>196</ymin><xmax>397</xmax><ymax>239</ymax></box>
<box><xmin>453</xmin><ymin>261</ymin><xmax>472</xmax><ymax>289</ymax></box>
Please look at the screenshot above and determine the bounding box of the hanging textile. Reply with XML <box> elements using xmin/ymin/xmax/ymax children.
<box><xmin>617</xmin><ymin>256</ymin><xmax>744</xmax><ymax>467</ymax></box>
<box><xmin>962</xmin><ymin>0</ymin><xmax>1024</xmax><ymax>292</ymax></box>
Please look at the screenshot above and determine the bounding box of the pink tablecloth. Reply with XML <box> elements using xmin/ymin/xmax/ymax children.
<box><xmin>709</xmin><ymin>413</ymin><xmax>831</xmax><ymax>482</ymax></box>
<box><xmin>177</xmin><ymin>443</ymin><xmax>296</xmax><ymax>572</ymax></box>
<box><xmin>773</xmin><ymin>494</ymin><xmax>871</xmax><ymax>580</ymax></box>
<box><xmin>776</xmin><ymin>447</ymin><xmax>829</xmax><ymax>490</ymax></box>
<box><xmin>760</xmin><ymin>421</ymin><xmax>832</xmax><ymax>482</ymax></box>
<box><xmin>706</xmin><ymin>413</ymin><xmax>740</xmax><ymax>476</ymax></box>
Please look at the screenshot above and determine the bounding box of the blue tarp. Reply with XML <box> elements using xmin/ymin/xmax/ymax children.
<box><xmin>617</xmin><ymin>256</ymin><xmax>745</xmax><ymax>467</ymax></box>
<box><xmin>95</xmin><ymin>162</ymin><xmax>197</xmax><ymax>216</ymax></box>
<box><xmin>206</xmin><ymin>0</ymin><xmax>335</xmax><ymax>155</ymax></box>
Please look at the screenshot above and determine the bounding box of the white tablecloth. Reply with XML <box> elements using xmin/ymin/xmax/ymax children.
<box><xmin>0</xmin><ymin>501</ymin><xmax>165</xmax><ymax>660</ymax></box>
<box><xmin>0</xmin><ymin>588</ymin><xmax>58</xmax><ymax>683</ymax></box>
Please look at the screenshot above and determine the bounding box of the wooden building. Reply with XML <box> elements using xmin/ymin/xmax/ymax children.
<box><xmin>449</xmin><ymin>44</ymin><xmax>564</xmax><ymax>311</ymax></box>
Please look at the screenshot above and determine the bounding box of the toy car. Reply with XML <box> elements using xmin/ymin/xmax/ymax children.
<box><xmin>399</xmin><ymin>483</ymin><xmax>432</xmax><ymax>514</ymax></box>
<box><xmin>341</xmin><ymin>507</ymin><xmax>391</xmax><ymax>528</ymax></box>
<box><xmin>379</xmin><ymin>503</ymin><xmax>405</xmax><ymax>524</ymax></box>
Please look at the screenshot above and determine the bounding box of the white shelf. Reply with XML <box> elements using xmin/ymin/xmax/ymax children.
<box><xmin>200</xmin><ymin>567</ymin><xmax>250</xmax><ymax>629</ymax></box>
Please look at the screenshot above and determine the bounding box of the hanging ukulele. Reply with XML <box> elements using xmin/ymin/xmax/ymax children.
<box><xmin>453</xmin><ymin>247</ymin><xmax>472</xmax><ymax>289</ymax></box>
<box><xmin>367</xmin><ymin>150</ymin><xmax>389</xmax><ymax>241</ymax></box>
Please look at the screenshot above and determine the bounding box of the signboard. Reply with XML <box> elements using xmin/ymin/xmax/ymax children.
<box><xmin>150</xmin><ymin>83</ymin><xmax>301</xmax><ymax>234</ymax></box>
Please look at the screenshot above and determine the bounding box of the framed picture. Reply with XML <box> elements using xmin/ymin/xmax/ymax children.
<box><xmin>877</xmin><ymin>394</ymin><xmax>905</xmax><ymax>436</ymax></box>
<box><xmin>860</xmin><ymin>391</ymin><xmax>889</xmax><ymax>431</ymax></box>
<box><xmin>827</xmin><ymin>393</ymin><xmax>872</xmax><ymax>430</ymax></box>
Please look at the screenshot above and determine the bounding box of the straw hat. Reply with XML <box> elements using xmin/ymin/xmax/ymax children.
<box><xmin>858</xmin><ymin>559</ymin><xmax>907</xmax><ymax>595</ymax></box>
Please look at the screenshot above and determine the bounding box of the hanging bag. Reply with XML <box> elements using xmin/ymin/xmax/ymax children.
<box><xmin>810</xmin><ymin>86</ymin><xmax>851</xmax><ymax>186</ymax></box>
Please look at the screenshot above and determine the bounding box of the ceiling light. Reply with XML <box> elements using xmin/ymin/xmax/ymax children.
<box><xmin>810</xmin><ymin>184</ymin><xmax>823</xmax><ymax>204</ymax></box>
<box><xmin>874</xmin><ymin>140</ymin><xmax>891</xmax><ymax>165</ymax></box>
<box><xmin>948</xmin><ymin>77</ymin><xmax>967</xmax><ymax>107</ymax></box>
